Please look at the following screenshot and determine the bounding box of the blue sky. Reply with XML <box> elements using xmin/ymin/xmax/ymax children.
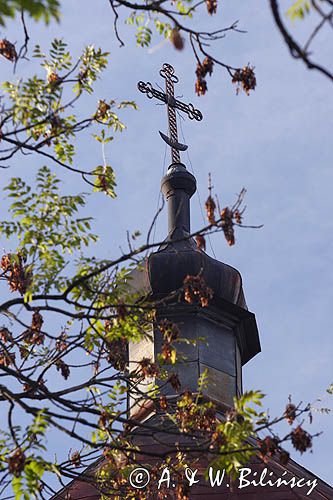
<box><xmin>1</xmin><ymin>0</ymin><xmax>332</xmax><ymax>489</ymax></box>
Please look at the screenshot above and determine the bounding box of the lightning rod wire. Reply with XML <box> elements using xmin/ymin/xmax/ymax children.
<box><xmin>177</xmin><ymin>110</ymin><xmax>217</xmax><ymax>259</ymax></box>
<box><xmin>152</xmin><ymin>140</ymin><xmax>168</xmax><ymax>244</ymax></box>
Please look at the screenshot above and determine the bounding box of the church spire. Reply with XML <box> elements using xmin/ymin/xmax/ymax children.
<box><xmin>130</xmin><ymin>63</ymin><xmax>260</xmax><ymax>418</ymax></box>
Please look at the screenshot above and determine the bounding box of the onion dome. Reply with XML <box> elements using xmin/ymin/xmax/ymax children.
<box><xmin>132</xmin><ymin>162</ymin><xmax>246</xmax><ymax>309</ymax></box>
<box><xmin>129</xmin><ymin>162</ymin><xmax>260</xmax><ymax>366</ymax></box>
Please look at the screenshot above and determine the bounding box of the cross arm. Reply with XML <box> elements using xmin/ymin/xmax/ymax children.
<box><xmin>137</xmin><ymin>80</ymin><xmax>203</xmax><ymax>122</ymax></box>
<box><xmin>137</xmin><ymin>81</ymin><xmax>167</xmax><ymax>104</ymax></box>
<box><xmin>173</xmin><ymin>99</ymin><xmax>203</xmax><ymax>121</ymax></box>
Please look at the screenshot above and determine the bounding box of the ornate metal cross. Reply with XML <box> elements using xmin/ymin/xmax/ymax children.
<box><xmin>138</xmin><ymin>63</ymin><xmax>203</xmax><ymax>164</ymax></box>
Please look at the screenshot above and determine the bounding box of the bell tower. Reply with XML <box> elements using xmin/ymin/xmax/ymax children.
<box><xmin>128</xmin><ymin>162</ymin><xmax>260</xmax><ymax>418</ymax></box>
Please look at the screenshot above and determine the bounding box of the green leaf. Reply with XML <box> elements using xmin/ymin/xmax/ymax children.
<box><xmin>0</xmin><ymin>166</ymin><xmax>98</xmax><ymax>294</ymax></box>
<box><xmin>286</xmin><ymin>0</ymin><xmax>311</xmax><ymax>22</ymax></box>
<box><xmin>92</xmin><ymin>165</ymin><xmax>117</xmax><ymax>198</ymax></box>
<box><xmin>0</xmin><ymin>0</ymin><xmax>60</xmax><ymax>26</ymax></box>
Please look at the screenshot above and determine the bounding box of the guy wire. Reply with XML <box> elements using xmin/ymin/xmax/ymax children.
<box><xmin>177</xmin><ymin>110</ymin><xmax>217</xmax><ymax>259</ymax></box>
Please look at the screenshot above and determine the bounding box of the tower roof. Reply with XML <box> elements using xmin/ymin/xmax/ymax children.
<box><xmin>128</xmin><ymin>159</ymin><xmax>260</xmax><ymax>365</ymax></box>
<box><xmin>131</xmin><ymin>162</ymin><xmax>247</xmax><ymax>308</ymax></box>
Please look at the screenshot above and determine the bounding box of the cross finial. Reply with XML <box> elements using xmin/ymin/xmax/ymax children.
<box><xmin>138</xmin><ymin>63</ymin><xmax>203</xmax><ymax>164</ymax></box>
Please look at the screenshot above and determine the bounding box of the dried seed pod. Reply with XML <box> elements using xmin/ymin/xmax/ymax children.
<box><xmin>19</xmin><ymin>346</ymin><xmax>29</xmax><ymax>360</ymax></box>
<box><xmin>98</xmin><ymin>410</ymin><xmax>110</xmax><ymax>429</ymax></box>
<box><xmin>56</xmin><ymin>332</ymin><xmax>68</xmax><ymax>352</ymax></box>
<box><xmin>139</xmin><ymin>357</ymin><xmax>159</xmax><ymax>378</ymax></box>
<box><xmin>161</xmin><ymin>342</ymin><xmax>173</xmax><ymax>362</ymax></box>
<box><xmin>170</xmin><ymin>29</ymin><xmax>184</xmax><ymax>50</ymax></box>
<box><xmin>205</xmin><ymin>0</ymin><xmax>217</xmax><ymax>14</ymax></box>
<box><xmin>95</xmin><ymin>100</ymin><xmax>110</xmax><ymax>120</ymax></box>
<box><xmin>0</xmin><ymin>351</ymin><xmax>15</xmax><ymax>367</ymax></box>
<box><xmin>291</xmin><ymin>426</ymin><xmax>312</xmax><ymax>453</ymax></box>
<box><xmin>48</xmin><ymin>71</ymin><xmax>60</xmax><ymax>86</ymax></box>
<box><xmin>70</xmin><ymin>451</ymin><xmax>81</xmax><ymax>467</ymax></box>
<box><xmin>175</xmin><ymin>482</ymin><xmax>190</xmax><ymax>500</ymax></box>
<box><xmin>195</xmin><ymin>77</ymin><xmax>207</xmax><ymax>96</ymax></box>
<box><xmin>0</xmin><ymin>327</ymin><xmax>12</xmax><ymax>343</ymax></box>
<box><xmin>195</xmin><ymin>234</ymin><xmax>206</xmax><ymax>251</ymax></box>
<box><xmin>23</xmin><ymin>383</ymin><xmax>33</xmax><ymax>393</ymax></box>
<box><xmin>195</xmin><ymin>62</ymin><xmax>205</xmax><ymax>79</ymax></box>
<box><xmin>232</xmin><ymin>65</ymin><xmax>257</xmax><ymax>95</ymax></box>
<box><xmin>220</xmin><ymin>207</ymin><xmax>235</xmax><ymax>246</ymax></box>
<box><xmin>55</xmin><ymin>359</ymin><xmax>70</xmax><ymax>380</ymax></box>
<box><xmin>159</xmin><ymin>395</ymin><xmax>168</xmax><ymax>411</ymax></box>
<box><xmin>205</xmin><ymin>195</ymin><xmax>216</xmax><ymax>224</ymax></box>
<box><xmin>1</xmin><ymin>253</ymin><xmax>11</xmax><ymax>272</ymax></box>
<box><xmin>102</xmin><ymin>447</ymin><xmax>127</xmax><ymax>470</ymax></box>
<box><xmin>176</xmin><ymin>391</ymin><xmax>217</xmax><ymax>433</ymax></box>
<box><xmin>203</xmin><ymin>56</ymin><xmax>214</xmax><ymax>76</ymax></box>
<box><xmin>0</xmin><ymin>39</ymin><xmax>17</xmax><ymax>62</ymax></box>
<box><xmin>31</xmin><ymin>311</ymin><xmax>43</xmax><ymax>331</ymax></box>
<box><xmin>168</xmin><ymin>372</ymin><xmax>181</xmax><ymax>392</ymax></box>
<box><xmin>257</xmin><ymin>436</ymin><xmax>279</xmax><ymax>463</ymax></box>
<box><xmin>23</xmin><ymin>310</ymin><xmax>45</xmax><ymax>345</ymax></box>
<box><xmin>279</xmin><ymin>449</ymin><xmax>290</xmax><ymax>465</ymax></box>
<box><xmin>1</xmin><ymin>253</ymin><xmax>32</xmax><ymax>294</ymax></box>
<box><xmin>285</xmin><ymin>403</ymin><xmax>297</xmax><ymax>425</ymax></box>
<box><xmin>159</xmin><ymin>319</ymin><xmax>179</xmax><ymax>343</ymax></box>
<box><xmin>210</xmin><ymin>430</ymin><xmax>227</xmax><ymax>449</ymax></box>
<box><xmin>8</xmin><ymin>448</ymin><xmax>26</xmax><ymax>477</ymax></box>
<box><xmin>183</xmin><ymin>274</ymin><xmax>213</xmax><ymax>307</ymax></box>
<box><xmin>106</xmin><ymin>337</ymin><xmax>127</xmax><ymax>371</ymax></box>
<box><xmin>234</xmin><ymin>209</ymin><xmax>242</xmax><ymax>224</ymax></box>
<box><xmin>78</xmin><ymin>68</ymin><xmax>88</xmax><ymax>83</ymax></box>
